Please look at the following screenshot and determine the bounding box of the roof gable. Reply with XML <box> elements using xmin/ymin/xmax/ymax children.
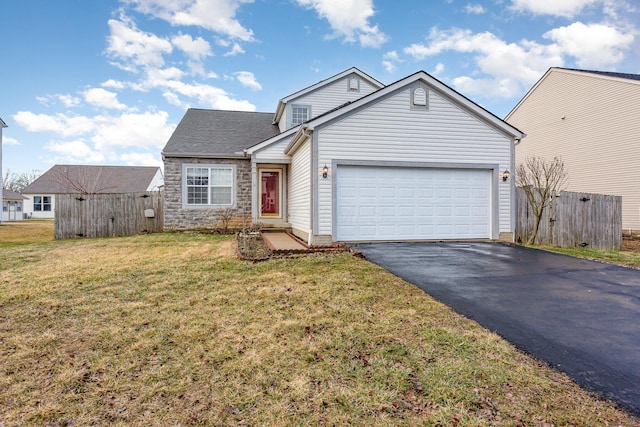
<box><xmin>506</xmin><ymin>67</ymin><xmax>640</xmax><ymax>120</ymax></box>
<box><xmin>22</xmin><ymin>165</ymin><xmax>162</xmax><ymax>194</ymax></box>
<box><xmin>162</xmin><ymin>108</ymin><xmax>279</xmax><ymax>158</ymax></box>
<box><xmin>273</xmin><ymin>67</ymin><xmax>384</xmax><ymax>124</ymax></box>
<box><xmin>286</xmin><ymin>70</ymin><xmax>524</xmax><ymax>154</ymax></box>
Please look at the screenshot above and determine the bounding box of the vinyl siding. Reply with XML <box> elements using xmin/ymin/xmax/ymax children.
<box><xmin>288</xmin><ymin>138</ymin><xmax>312</xmax><ymax>240</ymax></box>
<box><xmin>280</xmin><ymin>76</ymin><xmax>379</xmax><ymax>131</ymax></box>
<box><xmin>252</xmin><ymin>134</ymin><xmax>293</xmax><ymax>163</ymax></box>
<box><xmin>23</xmin><ymin>193</ymin><xmax>56</xmax><ymax>219</ymax></box>
<box><xmin>508</xmin><ymin>69</ymin><xmax>640</xmax><ymax>231</ymax></box>
<box><xmin>316</xmin><ymin>87</ymin><xmax>512</xmax><ymax>236</ymax></box>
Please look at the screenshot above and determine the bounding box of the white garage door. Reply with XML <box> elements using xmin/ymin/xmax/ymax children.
<box><xmin>336</xmin><ymin>166</ymin><xmax>491</xmax><ymax>241</ymax></box>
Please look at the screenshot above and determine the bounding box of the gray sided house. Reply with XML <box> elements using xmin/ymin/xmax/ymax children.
<box><xmin>22</xmin><ymin>165</ymin><xmax>164</xmax><ymax>219</ymax></box>
<box><xmin>162</xmin><ymin>67</ymin><xmax>524</xmax><ymax>245</ymax></box>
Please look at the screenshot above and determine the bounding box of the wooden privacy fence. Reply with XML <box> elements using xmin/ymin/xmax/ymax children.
<box><xmin>55</xmin><ymin>192</ymin><xmax>164</xmax><ymax>239</ymax></box>
<box><xmin>516</xmin><ymin>188</ymin><xmax>622</xmax><ymax>250</ymax></box>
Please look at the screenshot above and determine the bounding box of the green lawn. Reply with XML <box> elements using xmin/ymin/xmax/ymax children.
<box><xmin>1</xmin><ymin>224</ymin><xmax>638</xmax><ymax>426</ymax></box>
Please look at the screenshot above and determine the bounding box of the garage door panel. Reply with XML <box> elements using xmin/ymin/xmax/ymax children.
<box><xmin>336</xmin><ymin>166</ymin><xmax>491</xmax><ymax>241</ymax></box>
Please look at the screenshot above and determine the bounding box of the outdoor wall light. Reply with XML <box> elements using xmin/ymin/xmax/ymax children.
<box><xmin>501</xmin><ymin>169</ymin><xmax>510</xmax><ymax>182</ymax></box>
<box><xmin>322</xmin><ymin>164</ymin><xmax>329</xmax><ymax>178</ymax></box>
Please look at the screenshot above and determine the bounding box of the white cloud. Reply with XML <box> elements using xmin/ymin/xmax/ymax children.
<box><xmin>432</xmin><ymin>63</ymin><xmax>445</xmax><ymax>75</ymax></box>
<box><xmin>171</xmin><ymin>33</ymin><xmax>212</xmax><ymax>60</ymax></box>
<box><xmin>509</xmin><ymin>0</ymin><xmax>599</xmax><ymax>18</ymax></box>
<box><xmin>15</xmin><ymin>109</ymin><xmax>176</xmax><ymax>165</ymax></box>
<box><xmin>543</xmin><ymin>22</ymin><xmax>635</xmax><ymax>68</ymax></box>
<box><xmin>102</xmin><ymin>79</ymin><xmax>126</xmax><ymax>90</ymax></box>
<box><xmin>105</xmin><ymin>14</ymin><xmax>173</xmax><ymax>72</ymax></box>
<box><xmin>382</xmin><ymin>50</ymin><xmax>401</xmax><ymax>73</ymax></box>
<box><xmin>83</xmin><ymin>88</ymin><xmax>127</xmax><ymax>110</ymax></box>
<box><xmin>36</xmin><ymin>94</ymin><xmax>81</xmax><ymax>108</ymax></box>
<box><xmin>126</xmin><ymin>0</ymin><xmax>255</xmax><ymax>41</ymax></box>
<box><xmin>224</xmin><ymin>42</ymin><xmax>245</xmax><ymax>56</ymax></box>
<box><xmin>13</xmin><ymin>111</ymin><xmax>97</xmax><ymax>137</ymax></box>
<box><xmin>464</xmin><ymin>4</ymin><xmax>486</xmax><ymax>14</ymax></box>
<box><xmin>90</xmin><ymin>111</ymin><xmax>174</xmax><ymax>151</ymax></box>
<box><xmin>2</xmin><ymin>136</ymin><xmax>19</xmax><ymax>146</ymax></box>
<box><xmin>235</xmin><ymin>71</ymin><xmax>262</xmax><ymax>90</ymax></box>
<box><xmin>295</xmin><ymin>0</ymin><xmax>388</xmax><ymax>48</ymax></box>
<box><xmin>120</xmin><ymin>152</ymin><xmax>163</xmax><ymax>167</ymax></box>
<box><xmin>404</xmin><ymin>28</ymin><xmax>563</xmax><ymax>98</ymax></box>
<box><xmin>45</xmin><ymin>139</ymin><xmax>106</xmax><ymax>163</ymax></box>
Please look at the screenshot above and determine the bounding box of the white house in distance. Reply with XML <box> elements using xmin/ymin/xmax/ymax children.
<box><xmin>163</xmin><ymin>67</ymin><xmax>524</xmax><ymax>245</ymax></box>
<box><xmin>506</xmin><ymin>67</ymin><xmax>640</xmax><ymax>234</ymax></box>
<box><xmin>2</xmin><ymin>189</ymin><xmax>27</xmax><ymax>221</ymax></box>
<box><xmin>0</xmin><ymin>117</ymin><xmax>6</xmax><ymax>223</ymax></box>
<box><xmin>22</xmin><ymin>165</ymin><xmax>164</xmax><ymax>219</ymax></box>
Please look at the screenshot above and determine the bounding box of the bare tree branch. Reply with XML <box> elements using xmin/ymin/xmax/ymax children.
<box><xmin>516</xmin><ymin>156</ymin><xmax>568</xmax><ymax>245</ymax></box>
<box><xmin>3</xmin><ymin>169</ymin><xmax>42</xmax><ymax>192</ymax></box>
<box><xmin>49</xmin><ymin>166</ymin><xmax>118</xmax><ymax>195</ymax></box>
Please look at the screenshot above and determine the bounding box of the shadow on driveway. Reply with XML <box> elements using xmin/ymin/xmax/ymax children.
<box><xmin>355</xmin><ymin>242</ymin><xmax>640</xmax><ymax>417</ymax></box>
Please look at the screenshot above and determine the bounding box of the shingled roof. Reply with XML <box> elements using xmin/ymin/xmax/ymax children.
<box><xmin>2</xmin><ymin>189</ymin><xmax>27</xmax><ymax>200</ymax></box>
<box><xmin>557</xmin><ymin>67</ymin><xmax>640</xmax><ymax>81</ymax></box>
<box><xmin>22</xmin><ymin>165</ymin><xmax>162</xmax><ymax>194</ymax></box>
<box><xmin>162</xmin><ymin>109</ymin><xmax>280</xmax><ymax>157</ymax></box>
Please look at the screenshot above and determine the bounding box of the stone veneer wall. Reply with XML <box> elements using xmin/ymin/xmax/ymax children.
<box><xmin>163</xmin><ymin>157</ymin><xmax>252</xmax><ymax>230</ymax></box>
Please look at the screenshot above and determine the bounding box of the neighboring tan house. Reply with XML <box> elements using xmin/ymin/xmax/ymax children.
<box><xmin>0</xmin><ymin>117</ymin><xmax>6</xmax><ymax>224</ymax></box>
<box><xmin>2</xmin><ymin>189</ymin><xmax>27</xmax><ymax>221</ymax></box>
<box><xmin>163</xmin><ymin>67</ymin><xmax>524</xmax><ymax>245</ymax></box>
<box><xmin>506</xmin><ymin>67</ymin><xmax>640</xmax><ymax>233</ymax></box>
<box><xmin>22</xmin><ymin>165</ymin><xmax>164</xmax><ymax>219</ymax></box>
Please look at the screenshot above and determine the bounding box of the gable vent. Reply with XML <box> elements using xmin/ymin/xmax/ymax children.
<box><xmin>348</xmin><ymin>76</ymin><xmax>359</xmax><ymax>91</ymax></box>
<box><xmin>413</xmin><ymin>88</ymin><xmax>427</xmax><ymax>106</ymax></box>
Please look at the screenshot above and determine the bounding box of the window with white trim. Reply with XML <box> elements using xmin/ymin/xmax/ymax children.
<box><xmin>33</xmin><ymin>196</ymin><xmax>52</xmax><ymax>211</ymax></box>
<box><xmin>291</xmin><ymin>105</ymin><xmax>309</xmax><ymax>126</ymax></box>
<box><xmin>184</xmin><ymin>165</ymin><xmax>235</xmax><ymax>207</ymax></box>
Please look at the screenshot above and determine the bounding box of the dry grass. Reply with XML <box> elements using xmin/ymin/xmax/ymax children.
<box><xmin>0</xmin><ymin>220</ymin><xmax>54</xmax><ymax>245</ymax></box>
<box><xmin>1</xmin><ymin>224</ymin><xmax>638</xmax><ymax>426</ymax></box>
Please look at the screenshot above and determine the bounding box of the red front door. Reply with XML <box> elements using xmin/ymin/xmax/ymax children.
<box><xmin>260</xmin><ymin>170</ymin><xmax>280</xmax><ymax>217</ymax></box>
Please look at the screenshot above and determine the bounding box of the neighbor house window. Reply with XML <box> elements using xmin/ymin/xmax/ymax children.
<box><xmin>291</xmin><ymin>105</ymin><xmax>310</xmax><ymax>126</ymax></box>
<box><xmin>33</xmin><ymin>196</ymin><xmax>52</xmax><ymax>211</ymax></box>
<box><xmin>17</xmin><ymin>202</ymin><xmax>22</xmax><ymax>212</ymax></box>
<box><xmin>2</xmin><ymin>202</ymin><xmax>7</xmax><ymax>212</ymax></box>
<box><xmin>184</xmin><ymin>165</ymin><xmax>235</xmax><ymax>207</ymax></box>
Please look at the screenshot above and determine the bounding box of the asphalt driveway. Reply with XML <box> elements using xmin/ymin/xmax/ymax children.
<box><xmin>355</xmin><ymin>242</ymin><xmax>640</xmax><ymax>416</ymax></box>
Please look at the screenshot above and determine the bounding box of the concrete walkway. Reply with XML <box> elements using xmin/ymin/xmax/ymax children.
<box><xmin>261</xmin><ymin>231</ymin><xmax>307</xmax><ymax>251</ymax></box>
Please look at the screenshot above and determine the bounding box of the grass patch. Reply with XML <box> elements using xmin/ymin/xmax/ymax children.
<box><xmin>536</xmin><ymin>245</ymin><xmax>640</xmax><ymax>269</ymax></box>
<box><xmin>0</xmin><ymin>220</ymin><xmax>54</xmax><ymax>245</ymax></box>
<box><xmin>1</xmin><ymin>225</ymin><xmax>638</xmax><ymax>426</ymax></box>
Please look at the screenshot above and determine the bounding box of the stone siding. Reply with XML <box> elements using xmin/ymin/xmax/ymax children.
<box><xmin>163</xmin><ymin>157</ymin><xmax>252</xmax><ymax>230</ymax></box>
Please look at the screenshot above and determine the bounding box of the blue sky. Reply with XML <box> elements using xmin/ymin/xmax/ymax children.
<box><xmin>1</xmin><ymin>0</ymin><xmax>638</xmax><ymax>175</ymax></box>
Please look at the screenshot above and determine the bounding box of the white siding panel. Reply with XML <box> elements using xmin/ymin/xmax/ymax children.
<box><xmin>288</xmin><ymin>139</ymin><xmax>311</xmax><ymax>237</ymax></box>
<box><xmin>282</xmin><ymin>76</ymin><xmax>379</xmax><ymax>130</ymax></box>
<box><xmin>317</xmin><ymin>88</ymin><xmax>512</xmax><ymax>236</ymax></box>
<box><xmin>510</xmin><ymin>70</ymin><xmax>640</xmax><ymax>231</ymax></box>
<box><xmin>252</xmin><ymin>135</ymin><xmax>293</xmax><ymax>163</ymax></box>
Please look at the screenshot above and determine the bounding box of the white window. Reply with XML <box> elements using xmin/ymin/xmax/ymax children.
<box><xmin>291</xmin><ymin>106</ymin><xmax>309</xmax><ymax>126</ymax></box>
<box><xmin>2</xmin><ymin>201</ymin><xmax>6</xmax><ymax>212</ymax></box>
<box><xmin>17</xmin><ymin>202</ymin><xmax>22</xmax><ymax>212</ymax></box>
<box><xmin>184</xmin><ymin>165</ymin><xmax>235</xmax><ymax>207</ymax></box>
<box><xmin>33</xmin><ymin>196</ymin><xmax>52</xmax><ymax>211</ymax></box>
